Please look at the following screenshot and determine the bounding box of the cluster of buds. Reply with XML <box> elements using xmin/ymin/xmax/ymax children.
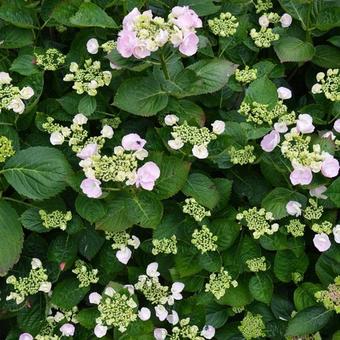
<box><xmin>35</xmin><ymin>48</ymin><xmax>66</xmax><ymax>71</ymax></box>
<box><xmin>0</xmin><ymin>135</ymin><xmax>15</xmax><ymax>162</ymax></box>
<box><xmin>39</xmin><ymin>209</ymin><xmax>72</xmax><ymax>231</ymax></box>
<box><xmin>72</xmin><ymin>260</ymin><xmax>99</xmax><ymax>288</ymax></box>
<box><xmin>208</xmin><ymin>12</ymin><xmax>239</xmax><ymax>37</ymax></box>
<box><xmin>0</xmin><ymin>72</ymin><xmax>34</xmax><ymax>114</ymax></box>
<box><xmin>182</xmin><ymin>198</ymin><xmax>211</xmax><ymax>222</ymax></box>
<box><xmin>238</xmin><ymin>312</ymin><xmax>266</xmax><ymax>339</ymax></box>
<box><xmin>117</xmin><ymin>6</ymin><xmax>202</xmax><ymax>58</ymax></box>
<box><xmin>191</xmin><ymin>225</ymin><xmax>218</xmax><ymax>254</ymax></box>
<box><xmin>205</xmin><ymin>267</ymin><xmax>238</xmax><ymax>299</ymax></box>
<box><xmin>311</xmin><ymin>69</ymin><xmax>340</xmax><ymax>102</ymax></box>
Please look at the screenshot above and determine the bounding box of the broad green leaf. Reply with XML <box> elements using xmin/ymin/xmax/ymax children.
<box><xmin>51</xmin><ymin>277</ymin><xmax>90</xmax><ymax>310</ymax></box>
<box><xmin>69</xmin><ymin>2</ymin><xmax>117</xmax><ymax>28</ymax></box>
<box><xmin>198</xmin><ymin>252</ymin><xmax>222</xmax><ymax>272</ymax></box>
<box><xmin>10</xmin><ymin>54</ymin><xmax>39</xmax><ymax>76</ymax></box>
<box><xmin>278</xmin><ymin>0</ymin><xmax>311</xmax><ymax>29</ymax></box>
<box><xmin>75</xmin><ymin>194</ymin><xmax>106</xmax><ymax>224</ymax></box>
<box><xmin>210</xmin><ymin>218</ymin><xmax>240</xmax><ymax>250</ymax></box>
<box><xmin>285</xmin><ymin>307</ymin><xmax>334</xmax><ymax>336</ymax></box>
<box><xmin>182</xmin><ymin>173</ymin><xmax>220</xmax><ymax>210</ymax></box>
<box><xmin>293</xmin><ymin>283</ymin><xmax>322</xmax><ymax>311</ymax></box>
<box><xmin>274</xmin><ymin>37</ymin><xmax>315</xmax><ymax>63</ymax></box>
<box><xmin>0</xmin><ymin>201</ymin><xmax>24</xmax><ymax>276</ymax></box>
<box><xmin>177</xmin><ymin>0</ymin><xmax>220</xmax><ymax>16</ymax></box>
<box><xmin>114</xmin><ymin>77</ymin><xmax>168</xmax><ymax>116</ymax></box>
<box><xmin>175</xmin><ymin>245</ymin><xmax>201</xmax><ymax>278</ymax></box>
<box><xmin>327</xmin><ymin>177</ymin><xmax>340</xmax><ymax>207</ymax></box>
<box><xmin>316</xmin><ymin>7</ymin><xmax>340</xmax><ymax>31</ymax></box>
<box><xmin>77</xmin><ymin>308</ymin><xmax>99</xmax><ymax>329</ymax></box>
<box><xmin>0</xmin><ymin>0</ymin><xmax>35</xmax><ymax>29</ymax></box>
<box><xmin>262</xmin><ymin>188</ymin><xmax>307</xmax><ymax>219</ymax></box>
<box><xmin>218</xmin><ymin>278</ymin><xmax>253</xmax><ymax>307</ymax></box>
<box><xmin>312</xmin><ymin>45</ymin><xmax>340</xmax><ymax>68</ymax></box>
<box><xmin>3</xmin><ymin>147</ymin><xmax>72</xmax><ymax>200</ymax></box>
<box><xmin>0</xmin><ymin>26</ymin><xmax>34</xmax><ymax>49</ymax></box>
<box><xmin>328</xmin><ymin>36</ymin><xmax>340</xmax><ymax>48</ymax></box>
<box><xmin>48</xmin><ymin>0</ymin><xmax>82</xmax><ymax>26</ymax></box>
<box><xmin>249</xmin><ymin>273</ymin><xmax>273</xmax><ymax>304</ymax></box>
<box><xmin>21</xmin><ymin>208</ymin><xmax>48</xmax><ymax>233</ymax></box>
<box><xmin>78</xmin><ymin>95</ymin><xmax>97</xmax><ymax>116</ymax></box>
<box><xmin>78</xmin><ymin>227</ymin><xmax>105</xmax><ymax>261</ymax></box>
<box><xmin>315</xmin><ymin>246</ymin><xmax>340</xmax><ymax>286</ymax></box>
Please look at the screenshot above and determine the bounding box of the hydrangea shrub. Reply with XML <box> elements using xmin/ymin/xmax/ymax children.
<box><xmin>0</xmin><ymin>0</ymin><xmax>339</xmax><ymax>339</ymax></box>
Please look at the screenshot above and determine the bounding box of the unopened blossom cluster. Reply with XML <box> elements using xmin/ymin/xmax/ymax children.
<box><xmin>314</xmin><ymin>276</ymin><xmax>340</xmax><ymax>313</ymax></box>
<box><xmin>205</xmin><ymin>267</ymin><xmax>238</xmax><ymax>299</ymax></box>
<box><xmin>228</xmin><ymin>145</ymin><xmax>256</xmax><ymax>165</ymax></box>
<box><xmin>105</xmin><ymin>231</ymin><xmax>140</xmax><ymax>264</ymax></box>
<box><xmin>238</xmin><ymin>312</ymin><xmax>266</xmax><ymax>339</ymax></box>
<box><xmin>152</xmin><ymin>235</ymin><xmax>178</xmax><ymax>255</ymax></box>
<box><xmin>191</xmin><ymin>225</ymin><xmax>218</xmax><ymax>253</ymax></box>
<box><xmin>311</xmin><ymin>69</ymin><xmax>340</xmax><ymax>102</ymax></box>
<box><xmin>72</xmin><ymin>260</ymin><xmax>99</xmax><ymax>287</ymax></box>
<box><xmin>63</xmin><ymin>59</ymin><xmax>112</xmax><ymax>96</ymax></box>
<box><xmin>0</xmin><ymin>71</ymin><xmax>34</xmax><ymax>114</ymax></box>
<box><xmin>39</xmin><ymin>209</ymin><xmax>72</xmax><ymax>231</ymax></box>
<box><xmin>235</xmin><ymin>66</ymin><xmax>257</xmax><ymax>84</ymax></box>
<box><xmin>34</xmin><ymin>48</ymin><xmax>66</xmax><ymax>71</ymax></box>
<box><xmin>86</xmin><ymin>38</ymin><xmax>117</xmax><ymax>55</ymax></box>
<box><xmin>6</xmin><ymin>258</ymin><xmax>51</xmax><ymax>304</ymax></box>
<box><xmin>208</xmin><ymin>12</ymin><xmax>239</xmax><ymax>37</ymax></box>
<box><xmin>183</xmin><ymin>198</ymin><xmax>211</xmax><ymax>222</ymax></box>
<box><xmin>246</xmin><ymin>256</ymin><xmax>267</xmax><ymax>272</ymax></box>
<box><xmin>166</xmin><ymin>115</ymin><xmax>225</xmax><ymax>159</ymax></box>
<box><xmin>0</xmin><ymin>135</ymin><xmax>15</xmax><ymax>162</ymax></box>
<box><xmin>237</xmin><ymin>207</ymin><xmax>279</xmax><ymax>239</ymax></box>
<box><xmin>117</xmin><ymin>6</ymin><xmax>202</xmax><ymax>58</ymax></box>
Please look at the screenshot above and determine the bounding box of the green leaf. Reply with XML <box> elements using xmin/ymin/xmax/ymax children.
<box><xmin>21</xmin><ymin>208</ymin><xmax>48</xmax><ymax>233</ymax></box>
<box><xmin>315</xmin><ymin>246</ymin><xmax>340</xmax><ymax>286</ymax></box>
<box><xmin>285</xmin><ymin>307</ymin><xmax>334</xmax><ymax>336</ymax></box>
<box><xmin>0</xmin><ymin>26</ymin><xmax>34</xmax><ymax>49</ymax></box>
<box><xmin>114</xmin><ymin>77</ymin><xmax>168</xmax><ymax>116</ymax></box>
<box><xmin>198</xmin><ymin>252</ymin><xmax>222</xmax><ymax>272</ymax></box>
<box><xmin>48</xmin><ymin>0</ymin><xmax>82</xmax><ymax>26</ymax></box>
<box><xmin>312</xmin><ymin>45</ymin><xmax>340</xmax><ymax>68</ymax></box>
<box><xmin>78</xmin><ymin>227</ymin><xmax>105</xmax><ymax>261</ymax></box>
<box><xmin>293</xmin><ymin>283</ymin><xmax>322</xmax><ymax>311</ymax></box>
<box><xmin>177</xmin><ymin>0</ymin><xmax>220</xmax><ymax>16</ymax></box>
<box><xmin>278</xmin><ymin>0</ymin><xmax>311</xmax><ymax>29</ymax></box>
<box><xmin>0</xmin><ymin>0</ymin><xmax>35</xmax><ymax>28</ymax></box>
<box><xmin>184</xmin><ymin>59</ymin><xmax>237</xmax><ymax>96</ymax></box>
<box><xmin>316</xmin><ymin>7</ymin><xmax>340</xmax><ymax>31</ymax></box>
<box><xmin>75</xmin><ymin>194</ymin><xmax>106</xmax><ymax>224</ymax></box>
<box><xmin>0</xmin><ymin>201</ymin><xmax>24</xmax><ymax>276</ymax></box>
<box><xmin>249</xmin><ymin>273</ymin><xmax>273</xmax><ymax>304</ymax></box>
<box><xmin>10</xmin><ymin>54</ymin><xmax>39</xmax><ymax>76</ymax></box>
<box><xmin>3</xmin><ymin>147</ymin><xmax>72</xmax><ymax>200</ymax></box>
<box><xmin>78</xmin><ymin>95</ymin><xmax>97</xmax><ymax>116</ymax></box>
<box><xmin>218</xmin><ymin>278</ymin><xmax>253</xmax><ymax>307</ymax></box>
<box><xmin>150</xmin><ymin>152</ymin><xmax>191</xmax><ymax>199</ymax></box>
<box><xmin>327</xmin><ymin>177</ymin><xmax>340</xmax><ymax>207</ymax></box>
<box><xmin>51</xmin><ymin>277</ymin><xmax>90</xmax><ymax>310</ymax></box>
<box><xmin>182</xmin><ymin>173</ymin><xmax>220</xmax><ymax>210</ymax></box>
<box><xmin>69</xmin><ymin>2</ymin><xmax>117</xmax><ymax>28</ymax></box>
<box><xmin>210</xmin><ymin>218</ymin><xmax>240</xmax><ymax>250</ymax></box>
<box><xmin>77</xmin><ymin>308</ymin><xmax>98</xmax><ymax>329</ymax></box>
<box><xmin>262</xmin><ymin>188</ymin><xmax>307</xmax><ymax>219</ymax></box>
<box><xmin>274</xmin><ymin>37</ymin><xmax>315</xmax><ymax>63</ymax></box>
<box><xmin>328</xmin><ymin>36</ymin><xmax>340</xmax><ymax>48</ymax></box>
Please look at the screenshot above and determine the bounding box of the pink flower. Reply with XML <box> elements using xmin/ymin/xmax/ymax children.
<box><xmin>117</xmin><ymin>30</ymin><xmax>138</xmax><ymax>58</ymax></box>
<box><xmin>19</xmin><ymin>334</ymin><xmax>33</xmax><ymax>340</ymax></box>
<box><xmin>122</xmin><ymin>8</ymin><xmax>140</xmax><ymax>30</ymax></box>
<box><xmin>171</xmin><ymin>6</ymin><xmax>202</xmax><ymax>30</ymax></box>
<box><xmin>321</xmin><ymin>155</ymin><xmax>339</xmax><ymax>178</ymax></box>
<box><xmin>134</xmin><ymin>162</ymin><xmax>160</xmax><ymax>190</ymax></box>
<box><xmin>179</xmin><ymin>32</ymin><xmax>199</xmax><ymax>56</ymax></box>
<box><xmin>313</xmin><ymin>233</ymin><xmax>331</xmax><ymax>252</ymax></box>
<box><xmin>286</xmin><ymin>201</ymin><xmax>302</xmax><ymax>216</ymax></box>
<box><xmin>334</xmin><ymin>119</ymin><xmax>340</xmax><ymax>133</ymax></box>
<box><xmin>60</xmin><ymin>323</ymin><xmax>75</xmax><ymax>337</ymax></box>
<box><xmin>296</xmin><ymin>114</ymin><xmax>315</xmax><ymax>134</ymax></box>
<box><xmin>80</xmin><ymin>178</ymin><xmax>102</xmax><ymax>198</ymax></box>
<box><xmin>132</xmin><ymin>44</ymin><xmax>151</xmax><ymax>59</ymax></box>
<box><xmin>122</xmin><ymin>133</ymin><xmax>146</xmax><ymax>151</ymax></box>
<box><xmin>290</xmin><ymin>165</ymin><xmax>313</xmax><ymax>185</ymax></box>
<box><xmin>309</xmin><ymin>185</ymin><xmax>328</xmax><ymax>199</ymax></box>
<box><xmin>260</xmin><ymin>130</ymin><xmax>280</xmax><ymax>152</ymax></box>
<box><xmin>76</xmin><ymin>143</ymin><xmax>98</xmax><ymax>159</ymax></box>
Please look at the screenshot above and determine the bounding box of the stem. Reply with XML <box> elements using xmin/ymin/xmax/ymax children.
<box><xmin>159</xmin><ymin>51</ymin><xmax>170</xmax><ymax>80</ymax></box>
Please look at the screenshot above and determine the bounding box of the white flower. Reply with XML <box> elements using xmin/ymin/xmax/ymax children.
<box><xmin>311</xmin><ymin>83</ymin><xmax>322</xmax><ymax>94</ymax></box>
<box><xmin>201</xmin><ymin>325</ymin><xmax>216</xmax><ymax>339</ymax></box>
<box><xmin>128</xmin><ymin>235</ymin><xmax>140</xmax><ymax>249</ymax></box>
<box><xmin>138</xmin><ymin>307</ymin><xmax>151</xmax><ymax>321</ymax></box>
<box><xmin>101</xmin><ymin>125</ymin><xmax>114</xmax><ymax>139</ymax></box>
<box><xmin>192</xmin><ymin>144</ymin><xmax>208</xmax><ymax>159</ymax></box>
<box><xmin>134</xmin><ymin>148</ymin><xmax>149</xmax><ymax>160</ymax></box>
<box><xmin>167</xmin><ymin>310</ymin><xmax>179</xmax><ymax>325</ymax></box>
<box><xmin>20</xmin><ymin>86</ymin><xmax>34</xmax><ymax>100</ymax></box>
<box><xmin>73</xmin><ymin>113</ymin><xmax>88</xmax><ymax>125</ymax></box>
<box><xmin>277</xmin><ymin>87</ymin><xmax>292</xmax><ymax>100</ymax></box>
<box><xmin>168</xmin><ymin>138</ymin><xmax>184</xmax><ymax>150</ymax></box>
<box><xmin>50</xmin><ymin>132</ymin><xmax>64</xmax><ymax>145</ymax></box>
<box><xmin>146</xmin><ymin>262</ymin><xmax>160</xmax><ymax>277</ymax></box>
<box><xmin>70</xmin><ymin>62</ymin><xmax>78</xmax><ymax>72</ymax></box>
<box><xmin>104</xmin><ymin>287</ymin><xmax>115</xmax><ymax>297</ymax></box>
<box><xmin>321</xmin><ymin>131</ymin><xmax>336</xmax><ymax>140</ymax></box>
<box><xmin>333</xmin><ymin>225</ymin><xmax>340</xmax><ymax>243</ymax></box>
<box><xmin>296</xmin><ymin>114</ymin><xmax>315</xmax><ymax>134</ymax></box>
<box><xmin>274</xmin><ymin>122</ymin><xmax>288</xmax><ymax>133</ymax></box>
<box><xmin>39</xmin><ymin>281</ymin><xmax>52</xmax><ymax>293</ymax></box>
<box><xmin>211</xmin><ymin>120</ymin><xmax>225</xmax><ymax>135</ymax></box>
<box><xmin>54</xmin><ymin>311</ymin><xmax>65</xmax><ymax>322</ymax></box>
<box><xmin>19</xmin><ymin>333</ymin><xmax>33</xmax><ymax>340</ymax></box>
<box><xmin>31</xmin><ymin>258</ymin><xmax>42</xmax><ymax>269</ymax></box>
<box><xmin>154</xmin><ymin>328</ymin><xmax>168</xmax><ymax>340</ymax></box>
<box><xmin>309</xmin><ymin>185</ymin><xmax>328</xmax><ymax>199</ymax></box>
<box><xmin>0</xmin><ymin>71</ymin><xmax>12</xmax><ymax>84</ymax></box>
<box><xmin>280</xmin><ymin>13</ymin><xmax>292</xmax><ymax>27</ymax></box>
<box><xmin>171</xmin><ymin>282</ymin><xmax>184</xmax><ymax>301</ymax></box>
<box><xmin>155</xmin><ymin>305</ymin><xmax>168</xmax><ymax>321</ymax></box>
<box><xmin>164</xmin><ymin>114</ymin><xmax>179</xmax><ymax>126</ymax></box>
<box><xmin>94</xmin><ymin>324</ymin><xmax>108</xmax><ymax>338</ymax></box>
<box><xmin>286</xmin><ymin>200</ymin><xmax>302</xmax><ymax>217</ymax></box>
<box><xmin>7</xmin><ymin>98</ymin><xmax>25</xmax><ymax>114</ymax></box>
<box><xmin>116</xmin><ymin>246</ymin><xmax>132</xmax><ymax>264</ymax></box>
<box><xmin>87</xmin><ymin>38</ymin><xmax>99</xmax><ymax>54</ymax></box>
<box><xmin>124</xmin><ymin>284</ymin><xmax>135</xmax><ymax>295</ymax></box>
<box><xmin>89</xmin><ymin>292</ymin><xmax>102</xmax><ymax>305</ymax></box>
<box><xmin>60</xmin><ymin>323</ymin><xmax>75</xmax><ymax>337</ymax></box>
<box><xmin>258</xmin><ymin>15</ymin><xmax>270</xmax><ymax>28</ymax></box>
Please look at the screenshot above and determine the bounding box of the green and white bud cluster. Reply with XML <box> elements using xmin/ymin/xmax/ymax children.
<box><xmin>235</xmin><ymin>66</ymin><xmax>257</xmax><ymax>84</ymax></box>
<box><xmin>238</xmin><ymin>312</ymin><xmax>266</xmax><ymax>339</ymax></box>
<box><xmin>228</xmin><ymin>145</ymin><xmax>256</xmax><ymax>165</ymax></box>
<box><xmin>303</xmin><ymin>199</ymin><xmax>323</xmax><ymax>220</ymax></box>
<box><xmin>6</xmin><ymin>258</ymin><xmax>51</xmax><ymax>304</ymax></box>
<box><xmin>35</xmin><ymin>48</ymin><xmax>66</xmax><ymax>71</ymax></box>
<box><xmin>169</xmin><ymin>318</ymin><xmax>204</xmax><ymax>340</ymax></box>
<box><xmin>63</xmin><ymin>59</ymin><xmax>112</xmax><ymax>96</ymax></box>
<box><xmin>311</xmin><ymin>69</ymin><xmax>340</xmax><ymax>102</ymax></box>
<box><xmin>101</xmin><ymin>40</ymin><xmax>117</xmax><ymax>53</ymax></box>
<box><xmin>183</xmin><ymin>198</ymin><xmax>211</xmax><ymax>222</ymax></box>
<box><xmin>208</xmin><ymin>12</ymin><xmax>239</xmax><ymax>37</ymax></box>
<box><xmin>286</xmin><ymin>219</ymin><xmax>305</xmax><ymax>237</ymax></box>
<box><xmin>39</xmin><ymin>209</ymin><xmax>72</xmax><ymax>231</ymax></box>
<box><xmin>205</xmin><ymin>267</ymin><xmax>238</xmax><ymax>299</ymax></box>
<box><xmin>237</xmin><ymin>207</ymin><xmax>279</xmax><ymax>239</ymax></box>
<box><xmin>191</xmin><ymin>225</ymin><xmax>218</xmax><ymax>254</ymax></box>
<box><xmin>254</xmin><ymin>0</ymin><xmax>273</xmax><ymax>13</ymax></box>
<box><xmin>0</xmin><ymin>71</ymin><xmax>34</xmax><ymax>114</ymax></box>
<box><xmin>72</xmin><ymin>260</ymin><xmax>99</xmax><ymax>288</ymax></box>
<box><xmin>315</xmin><ymin>276</ymin><xmax>340</xmax><ymax>314</ymax></box>
<box><xmin>246</xmin><ymin>256</ymin><xmax>267</xmax><ymax>272</ymax></box>
<box><xmin>152</xmin><ymin>235</ymin><xmax>178</xmax><ymax>255</ymax></box>
<box><xmin>0</xmin><ymin>135</ymin><xmax>15</xmax><ymax>162</ymax></box>
<box><xmin>311</xmin><ymin>221</ymin><xmax>333</xmax><ymax>235</ymax></box>
<box><xmin>250</xmin><ymin>27</ymin><xmax>279</xmax><ymax>48</ymax></box>
<box><xmin>48</xmin><ymin>306</ymin><xmax>79</xmax><ymax>325</ymax></box>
